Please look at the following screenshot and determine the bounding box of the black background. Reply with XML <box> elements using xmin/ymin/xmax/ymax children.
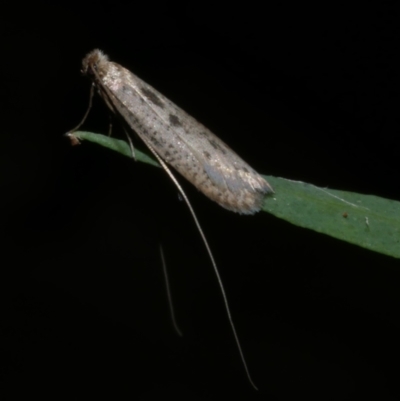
<box><xmin>1</xmin><ymin>2</ymin><xmax>400</xmax><ymax>399</ymax></box>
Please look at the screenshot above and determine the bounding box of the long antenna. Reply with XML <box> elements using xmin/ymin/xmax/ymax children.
<box><xmin>159</xmin><ymin>244</ymin><xmax>183</xmax><ymax>337</ymax></box>
<box><xmin>135</xmin><ymin>136</ymin><xmax>258</xmax><ymax>390</ymax></box>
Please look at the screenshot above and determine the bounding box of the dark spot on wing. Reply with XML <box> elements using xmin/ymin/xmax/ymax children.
<box><xmin>208</xmin><ymin>138</ymin><xmax>219</xmax><ymax>149</ymax></box>
<box><xmin>203</xmin><ymin>151</ymin><xmax>212</xmax><ymax>160</ymax></box>
<box><xmin>208</xmin><ymin>138</ymin><xmax>227</xmax><ymax>155</ymax></box>
<box><xmin>122</xmin><ymin>85</ymin><xmax>132</xmax><ymax>95</ymax></box>
<box><xmin>150</xmin><ymin>137</ymin><xmax>162</xmax><ymax>147</ymax></box>
<box><xmin>141</xmin><ymin>87</ymin><xmax>164</xmax><ymax>109</ymax></box>
<box><xmin>169</xmin><ymin>114</ymin><xmax>182</xmax><ymax>127</ymax></box>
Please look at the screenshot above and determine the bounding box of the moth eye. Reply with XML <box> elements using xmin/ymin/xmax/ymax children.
<box><xmin>84</xmin><ymin>65</ymin><xmax>97</xmax><ymax>78</ymax></box>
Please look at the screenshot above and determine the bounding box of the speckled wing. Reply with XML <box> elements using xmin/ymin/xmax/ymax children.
<box><xmin>83</xmin><ymin>49</ymin><xmax>273</xmax><ymax>214</ymax></box>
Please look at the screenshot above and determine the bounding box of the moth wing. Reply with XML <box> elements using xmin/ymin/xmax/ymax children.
<box><xmin>97</xmin><ymin>62</ymin><xmax>272</xmax><ymax>212</ymax></box>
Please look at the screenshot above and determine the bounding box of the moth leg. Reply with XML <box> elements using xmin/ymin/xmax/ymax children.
<box><xmin>123</xmin><ymin>129</ymin><xmax>137</xmax><ymax>161</ymax></box>
<box><xmin>68</xmin><ymin>84</ymin><xmax>95</xmax><ymax>133</ymax></box>
<box><xmin>108</xmin><ymin>115</ymin><xmax>113</xmax><ymax>137</ymax></box>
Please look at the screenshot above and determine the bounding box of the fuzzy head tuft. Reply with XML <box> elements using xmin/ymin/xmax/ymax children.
<box><xmin>82</xmin><ymin>49</ymin><xmax>109</xmax><ymax>77</ymax></box>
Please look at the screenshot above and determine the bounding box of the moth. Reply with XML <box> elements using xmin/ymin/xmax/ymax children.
<box><xmin>69</xmin><ymin>49</ymin><xmax>271</xmax><ymax>390</ymax></box>
<box><xmin>80</xmin><ymin>49</ymin><xmax>273</xmax><ymax>214</ymax></box>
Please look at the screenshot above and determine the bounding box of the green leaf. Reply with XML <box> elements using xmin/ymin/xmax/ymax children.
<box><xmin>67</xmin><ymin>130</ymin><xmax>400</xmax><ymax>259</ymax></box>
<box><xmin>262</xmin><ymin>176</ymin><xmax>400</xmax><ymax>259</ymax></box>
<box><xmin>66</xmin><ymin>131</ymin><xmax>160</xmax><ymax>168</ymax></box>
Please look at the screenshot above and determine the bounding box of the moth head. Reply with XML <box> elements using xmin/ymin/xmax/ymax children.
<box><xmin>81</xmin><ymin>49</ymin><xmax>109</xmax><ymax>79</ymax></box>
